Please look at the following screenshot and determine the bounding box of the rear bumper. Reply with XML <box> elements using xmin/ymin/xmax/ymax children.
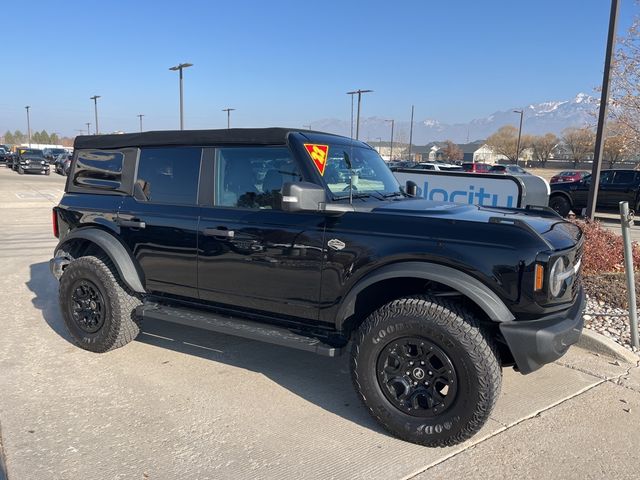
<box><xmin>499</xmin><ymin>287</ymin><xmax>586</xmax><ymax>374</ymax></box>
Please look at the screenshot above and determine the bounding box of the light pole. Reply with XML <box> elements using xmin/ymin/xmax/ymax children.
<box><xmin>85</xmin><ymin>123</ymin><xmax>91</xmax><ymax>135</ymax></box>
<box><xmin>25</xmin><ymin>106</ymin><xmax>31</xmax><ymax>147</ymax></box>
<box><xmin>90</xmin><ymin>95</ymin><xmax>101</xmax><ymax>134</ymax></box>
<box><xmin>222</xmin><ymin>108</ymin><xmax>235</xmax><ymax>129</ymax></box>
<box><xmin>586</xmin><ymin>0</ymin><xmax>620</xmax><ymax>220</ymax></box>
<box><xmin>386</xmin><ymin>119</ymin><xmax>395</xmax><ymax>161</ymax></box>
<box><xmin>169</xmin><ymin>62</ymin><xmax>193</xmax><ymax>130</ymax></box>
<box><xmin>137</xmin><ymin>114</ymin><xmax>145</xmax><ymax>132</ymax></box>
<box><xmin>513</xmin><ymin>109</ymin><xmax>524</xmax><ymax>165</ymax></box>
<box><xmin>408</xmin><ymin>105</ymin><xmax>415</xmax><ymax>161</ymax></box>
<box><xmin>346</xmin><ymin>89</ymin><xmax>373</xmax><ymax>140</ymax></box>
<box><xmin>376</xmin><ymin>137</ymin><xmax>382</xmax><ymax>156</ymax></box>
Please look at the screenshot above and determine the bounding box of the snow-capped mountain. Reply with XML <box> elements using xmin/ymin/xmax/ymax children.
<box><xmin>311</xmin><ymin>93</ymin><xmax>598</xmax><ymax>144</ymax></box>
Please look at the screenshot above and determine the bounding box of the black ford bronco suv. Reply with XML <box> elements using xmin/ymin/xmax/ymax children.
<box><xmin>50</xmin><ymin>128</ymin><xmax>585</xmax><ymax>447</ymax></box>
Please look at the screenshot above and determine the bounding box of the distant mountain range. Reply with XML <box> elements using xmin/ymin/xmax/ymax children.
<box><xmin>311</xmin><ymin>93</ymin><xmax>598</xmax><ymax>145</ymax></box>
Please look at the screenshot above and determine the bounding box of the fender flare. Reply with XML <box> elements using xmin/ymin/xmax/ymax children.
<box><xmin>336</xmin><ymin>261</ymin><xmax>514</xmax><ymax>330</ymax></box>
<box><xmin>55</xmin><ymin>228</ymin><xmax>146</xmax><ymax>293</ymax></box>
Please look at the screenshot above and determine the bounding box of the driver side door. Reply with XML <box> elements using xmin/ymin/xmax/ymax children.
<box><xmin>197</xmin><ymin>146</ymin><xmax>327</xmax><ymax>323</ymax></box>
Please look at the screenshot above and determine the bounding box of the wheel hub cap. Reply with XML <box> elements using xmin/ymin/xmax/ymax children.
<box><xmin>70</xmin><ymin>280</ymin><xmax>105</xmax><ymax>334</ymax></box>
<box><xmin>376</xmin><ymin>336</ymin><xmax>458</xmax><ymax>417</ymax></box>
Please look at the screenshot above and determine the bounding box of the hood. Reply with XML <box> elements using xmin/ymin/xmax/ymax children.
<box><xmin>371</xmin><ymin>198</ymin><xmax>581</xmax><ymax>250</ymax></box>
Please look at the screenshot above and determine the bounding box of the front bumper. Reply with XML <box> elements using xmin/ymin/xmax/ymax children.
<box><xmin>499</xmin><ymin>286</ymin><xmax>586</xmax><ymax>374</ymax></box>
<box><xmin>20</xmin><ymin>164</ymin><xmax>49</xmax><ymax>172</ymax></box>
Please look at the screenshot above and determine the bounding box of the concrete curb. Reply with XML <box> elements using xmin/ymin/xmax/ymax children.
<box><xmin>577</xmin><ymin>328</ymin><xmax>640</xmax><ymax>364</ymax></box>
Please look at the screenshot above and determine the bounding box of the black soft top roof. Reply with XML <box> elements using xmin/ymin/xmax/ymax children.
<box><xmin>73</xmin><ymin>127</ymin><xmax>366</xmax><ymax>150</ymax></box>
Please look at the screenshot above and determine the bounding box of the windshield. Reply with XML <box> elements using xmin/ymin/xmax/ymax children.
<box><xmin>322</xmin><ymin>144</ymin><xmax>401</xmax><ymax>197</ymax></box>
<box><xmin>23</xmin><ymin>149</ymin><xmax>43</xmax><ymax>157</ymax></box>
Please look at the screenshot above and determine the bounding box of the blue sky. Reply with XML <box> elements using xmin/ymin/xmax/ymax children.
<box><xmin>0</xmin><ymin>0</ymin><xmax>636</xmax><ymax>136</ymax></box>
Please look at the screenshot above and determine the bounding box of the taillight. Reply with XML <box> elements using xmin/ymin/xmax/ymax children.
<box><xmin>52</xmin><ymin>209</ymin><xmax>59</xmax><ymax>238</ymax></box>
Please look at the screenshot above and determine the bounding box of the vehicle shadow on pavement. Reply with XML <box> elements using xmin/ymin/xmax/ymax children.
<box><xmin>26</xmin><ymin>261</ymin><xmax>384</xmax><ymax>436</ymax></box>
<box><xmin>137</xmin><ymin>319</ymin><xmax>385</xmax><ymax>435</ymax></box>
<box><xmin>27</xmin><ymin>262</ymin><xmax>73</xmax><ymax>342</ymax></box>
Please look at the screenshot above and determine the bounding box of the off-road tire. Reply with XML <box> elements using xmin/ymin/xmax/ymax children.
<box><xmin>549</xmin><ymin>194</ymin><xmax>571</xmax><ymax>218</ymax></box>
<box><xmin>18</xmin><ymin>167</ymin><xmax>24</xmax><ymax>175</ymax></box>
<box><xmin>59</xmin><ymin>255</ymin><xmax>142</xmax><ymax>353</ymax></box>
<box><xmin>351</xmin><ymin>295</ymin><xmax>501</xmax><ymax>447</ymax></box>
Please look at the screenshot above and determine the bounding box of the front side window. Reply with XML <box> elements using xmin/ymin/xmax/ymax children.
<box><xmin>321</xmin><ymin>145</ymin><xmax>400</xmax><ymax>197</ymax></box>
<box><xmin>135</xmin><ymin>147</ymin><xmax>202</xmax><ymax>205</ymax></box>
<box><xmin>215</xmin><ymin>147</ymin><xmax>301</xmax><ymax>209</ymax></box>
<box><xmin>612</xmin><ymin>171</ymin><xmax>635</xmax><ymax>184</ymax></box>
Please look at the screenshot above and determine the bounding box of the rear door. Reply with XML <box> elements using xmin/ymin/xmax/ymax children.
<box><xmin>197</xmin><ymin>145</ymin><xmax>326</xmax><ymax>322</ymax></box>
<box><xmin>117</xmin><ymin>146</ymin><xmax>202</xmax><ymax>298</ymax></box>
<box><xmin>603</xmin><ymin>171</ymin><xmax>638</xmax><ymax>207</ymax></box>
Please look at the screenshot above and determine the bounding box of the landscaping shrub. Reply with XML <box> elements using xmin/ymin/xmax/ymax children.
<box><xmin>572</xmin><ymin>220</ymin><xmax>640</xmax><ymax>275</ymax></box>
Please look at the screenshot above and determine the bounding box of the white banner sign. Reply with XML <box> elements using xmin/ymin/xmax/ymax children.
<box><xmin>394</xmin><ymin>171</ymin><xmax>522</xmax><ymax>208</ymax></box>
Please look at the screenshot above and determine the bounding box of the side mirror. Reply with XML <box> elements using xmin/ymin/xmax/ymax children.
<box><xmin>406</xmin><ymin>180</ymin><xmax>418</xmax><ymax>197</ymax></box>
<box><xmin>281</xmin><ymin>182</ymin><xmax>327</xmax><ymax>212</ymax></box>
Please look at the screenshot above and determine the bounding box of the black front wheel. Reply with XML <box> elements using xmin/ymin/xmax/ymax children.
<box><xmin>351</xmin><ymin>296</ymin><xmax>501</xmax><ymax>447</ymax></box>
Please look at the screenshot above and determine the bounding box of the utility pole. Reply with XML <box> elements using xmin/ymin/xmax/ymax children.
<box><xmin>386</xmin><ymin>119</ymin><xmax>395</xmax><ymax>161</ymax></box>
<box><xmin>90</xmin><ymin>95</ymin><xmax>101</xmax><ymax>134</ymax></box>
<box><xmin>25</xmin><ymin>106</ymin><xmax>31</xmax><ymax>147</ymax></box>
<box><xmin>169</xmin><ymin>63</ymin><xmax>194</xmax><ymax>130</ymax></box>
<box><xmin>513</xmin><ymin>109</ymin><xmax>524</xmax><ymax>166</ymax></box>
<box><xmin>222</xmin><ymin>108</ymin><xmax>235</xmax><ymax>129</ymax></box>
<box><xmin>137</xmin><ymin>114</ymin><xmax>145</xmax><ymax>132</ymax></box>
<box><xmin>85</xmin><ymin>123</ymin><xmax>91</xmax><ymax>135</ymax></box>
<box><xmin>346</xmin><ymin>89</ymin><xmax>373</xmax><ymax>140</ymax></box>
<box><xmin>347</xmin><ymin>92</ymin><xmax>354</xmax><ymax>138</ymax></box>
<box><xmin>408</xmin><ymin>105</ymin><xmax>415</xmax><ymax>161</ymax></box>
<box><xmin>586</xmin><ymin>0</ymin><xmax>620</xmax><ymax>220</ymax></box>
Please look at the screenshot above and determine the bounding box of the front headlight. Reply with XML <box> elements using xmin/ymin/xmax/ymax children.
<box><xmin>549</xmin><ymin>256</ymin><xmax>578</xmax><ymax>297</ymax></box>
<box><xmin>41</xmin><ymin>161</ymin><xmax>45</xmax><ymax>165</ymax></box>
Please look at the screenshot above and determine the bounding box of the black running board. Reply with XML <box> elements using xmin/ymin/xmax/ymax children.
<box><xmin>139</xmin><ymin>302</ymin><xmax>342</xmax><ymax>357</ymax></box>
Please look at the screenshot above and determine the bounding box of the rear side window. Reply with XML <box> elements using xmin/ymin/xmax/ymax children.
<box><xmin>135</xmin><ymin>147</ymin><xmax>202</xmax><ymax>205</ymax></box>
<box><xmin>73</xmin><ymin>150</ymin><xmax>124</xmax><ymax>190</ymax></box>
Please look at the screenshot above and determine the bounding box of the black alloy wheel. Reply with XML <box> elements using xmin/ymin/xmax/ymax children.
<box><xmin>70</xmin><ymin>279</ymin><xmax>106</xmax><ymax>333</ymax></box>
<box><xmin>376</xmin><ymin>336</ymin><xmax>457</xmax><ymax>417</ymax></box>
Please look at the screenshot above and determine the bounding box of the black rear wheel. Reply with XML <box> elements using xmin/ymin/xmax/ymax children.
<box><xmin>59</xmin><ymin>255</ymin><xmax>142</xmax><ymax>353</ymax></box>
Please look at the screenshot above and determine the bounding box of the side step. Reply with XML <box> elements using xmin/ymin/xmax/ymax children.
<box><xmin>139</xmin><ymin>302</ymin><xmax>342</xmax><ymax>357</ymax></box>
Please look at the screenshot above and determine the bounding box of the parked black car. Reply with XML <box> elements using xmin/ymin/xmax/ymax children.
<box><xmin>50</xmin><ymin>128</ymin><xmax>584</xmax><ymax>447</ymax></box>
<box><xmin>0</xmin><ymin>147</ymin><xmax>12</xmax><ymax>166</ymax></box>
<box><xmin>15</xmin><ymin>148</ymin><xmax>50</xmax><ymax>175</ymax></box>
<box><xmin>549</xmin><ymin>169</ymin><xmax>640</xmax><ymax>217</ymax></box>
<box><xmin>53</xmin><ymin>153</ymin><xmax>72</xmax><ymax>175</ymax></box>
<box><xmin>43</xmin><ymin>148</ymin><xmax>68</xmax><ymax>162</ymax></box>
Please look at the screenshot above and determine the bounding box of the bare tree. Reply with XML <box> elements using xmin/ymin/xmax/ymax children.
<box><xmin>610</xmin><ymin>9</ymin><xmax>640</xmax><ymax>154</ymax></box>
<box><xmin>603</xmin><ymin>122</ymin><xmax>629</xmax><ymax>168</ymax></box>
<box><xmin>530</xmin><ymin>133</ymin><xmax>559</xmax><ymax>166</ymax></box>
<box><xmin>486</xmin><ymin>125</ymin><xmax>520</xmax><ymax>163</ymax></box>
<box><xmin>441</xmin><ymin>140</ymin><xmax>463</xmax><ymax>161</ymax></box>
<box><xmin>561</xmin><ymin>127</ymin><xmax>595</xmax><ymax>167</ymax></box>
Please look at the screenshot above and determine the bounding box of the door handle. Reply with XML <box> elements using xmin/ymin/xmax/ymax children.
<box><xmin>117</xmin><ymin>218</ymin><xmax>146</xmax><ymax>229</ymax></box>
<box><xmin>204</xmin><ymin>227</ymin><xmax>235</xmax><ymax>238</ymax></box>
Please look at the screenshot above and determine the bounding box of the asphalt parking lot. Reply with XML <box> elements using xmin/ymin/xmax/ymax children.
<box><xmin>1</xmin><ymin>166</ymin><xmax>639</xmax><ymax>479</ymax></box>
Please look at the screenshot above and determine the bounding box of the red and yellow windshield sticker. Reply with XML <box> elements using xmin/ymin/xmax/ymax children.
<box><xmin>304</xmin><ymin>144</ymin><xmax>329</xmax><ymax>176</ymax></box>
